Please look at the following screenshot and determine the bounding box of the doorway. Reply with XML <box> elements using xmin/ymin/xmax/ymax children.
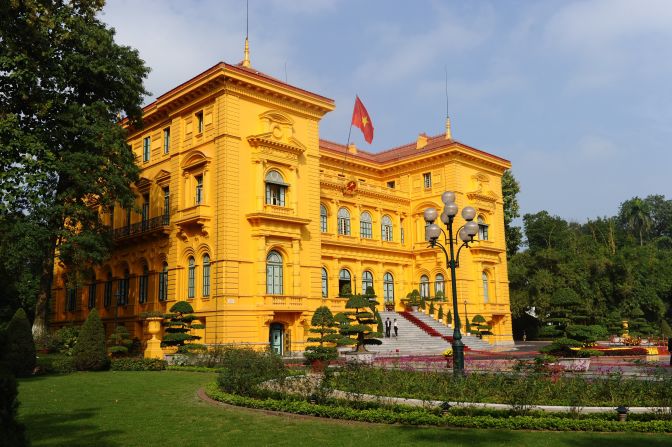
<box><xmin>269</xmin><ymin>323</ymin><xmax>284</xmax><ymax>355</ymax></box>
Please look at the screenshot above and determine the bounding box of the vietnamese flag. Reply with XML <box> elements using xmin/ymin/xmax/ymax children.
<box><xmin>351</xmin><ymin>95</ymin><xmax>374</xmax><ymax>144</ymax></box>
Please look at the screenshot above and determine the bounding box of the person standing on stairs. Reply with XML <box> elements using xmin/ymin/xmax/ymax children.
<box><xmin>385</xmin><ymin>318</ymin><xmax>391</xmax><ymax>337</ymax></box>
<box><xmin>393</xmin><ymin>318</ymin><xmax>398</xmax><ymax>337</ymax></box>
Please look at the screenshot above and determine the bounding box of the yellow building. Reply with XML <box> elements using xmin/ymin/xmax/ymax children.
<box><xmin>51</xmin><ymin>54</ymin><xmax>513</xmax><ymax>354</ymax></box>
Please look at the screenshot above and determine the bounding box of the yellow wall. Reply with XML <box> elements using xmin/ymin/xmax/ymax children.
<box><xmin>51</xmin><ymin>61</ymin><xmax>513</xmax><ymax>352</ymax></box>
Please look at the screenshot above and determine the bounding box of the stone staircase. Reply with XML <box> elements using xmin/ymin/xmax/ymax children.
<box><xmin>370</xmin><ymin>310</ymin><xmax>492</xmax><ymax>356</ymax></box>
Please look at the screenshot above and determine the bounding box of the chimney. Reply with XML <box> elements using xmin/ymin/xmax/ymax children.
<box><xmin>416</xmin><ymin>133</ymin><xmax>428</xmax><ymax>149</ymax></box>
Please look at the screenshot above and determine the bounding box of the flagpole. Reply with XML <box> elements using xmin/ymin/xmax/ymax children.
<box><xmin>340</xmin><ymin>123</ymin><xmax>353</xmax><ymax>177</ymax></box>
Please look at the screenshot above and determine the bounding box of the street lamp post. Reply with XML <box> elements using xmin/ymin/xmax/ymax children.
<box><xmin>424</xmin><ymin>191</ymin><xmax>478</xmax><ymax>376</ymax></box>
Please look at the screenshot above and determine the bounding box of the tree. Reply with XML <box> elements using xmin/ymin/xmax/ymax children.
<box><xmin>619</xmin><ymin>197</ymin><xmax>652</xmax><ymax>246</ymax></box>
<box><xmin>162</xmin><ymin>301</ymin><xmax>204</xmax><ymax>352</ymax></box>
<box><xmin>73</xmin><ymin>308</ymin><xmax>109</xmax><ymax>371</ymax></box>
<box><xmin>335</xmin><ymin>294</ymin><xmax>382</xmax><ymax>352</ymax></box>
<box><xmin>2</xmin><ymin>309</ymin><xmax>36</xmax><ymax>377</ymax></box>
<box><xmin>304</xmin><ymin>306</ymin><xmax>344</xmax><ymax>363</ymax></box>
<box><xmin>0</xmin><ymin>1</ymin><xmax>149</xmax><ymax>338</ymax></box>
<box><xmin>0</xmin><ymin>366</ymin><xmax>28</xmax><ymax>447</ymax></box>
<box><xmin>107</xmin><ymin>325</ymin><xmax>132</xmax><ymax>357</ymax></box>
<box><xmin>471</xmin><ymin>314</ymin><xmax>492</xmax><ymax>338</ymax></box>
<box><xmin>502</xmin><ymin>169</ymin><xmax>523</xmax><ymax>258</ymax></box>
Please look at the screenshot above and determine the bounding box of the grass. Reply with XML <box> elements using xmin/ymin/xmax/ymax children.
<box><xmin>17</xmin><ymin>371</ymin><xmax>672</xmax><ymax>447</ymax></box>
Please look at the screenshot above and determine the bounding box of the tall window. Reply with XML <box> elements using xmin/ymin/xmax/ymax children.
<box><xmin>142</xmin><ymin>194</ymin><xmax>149</xmax><ymax>230</ymax></box>
<box><xmin>362</xmin><ymin>271</ymin><xmax>373</xmax><ymax>295</ymax></box>
<box><xmin>478</xmin><ymin>216</ymin><xmax>489</xmax><ymax>241</ymax></box>
<box><xmin>321</xmin><ymin>267</ymin><xmax>328</xmax><ymax>298</ymax></box>
<box><xmin>320</xmin><ymin>204</ymin><xmax>327</xmax><ymax>233</ymax></box>
<box><xmin>360</xmin><ymin>211</ymin><xmax>372</xmax><ymax>238</ymax></box>
<box><xmin>163</xmin><ymin>187</ymin><xmax>170</xmax><ymax>224</ymax></box>
<box><xmin>482</xmin><ymin>271</ymin><xmax>490</xmax><ymax>303</ymax></box>
<box><xmin>118</xmin><ymin>269</ymin><xmax>130</xmax><ymax>305</ymax></box>
<box><xmin>383</xmin><ymin>273</ymin><xmax>394</xmax><ymax>305</ymax></box>
<box><xmin>163</xmin><ymin>127</ymin><xmax>170</xmax><ymax>154</ymax></box>
<box><xmin>187</xmin><ymin>257</ymin><xmax>195</xmax><ymax>298</ymax></box>
<box><xmin>435</xmin><ymin>273</ymin><xmax>445</xmax><ymax>297</ymax></box>
<box><xmin>266</xmin><ymin>251</ymin><xmax>283</xmax><ymax>294</ymax></box>
<box><xmin>158</xmin><ymin>262</ymin><xmax>168</xmax><ymax>302</ymax></box>
<box><xmin>195</xmin><ymin>175</ymin><xmax>203</xmax><ymax>205</ymax></box>
<box><xmin>196</xmin><ymin>111</ymin><xmax>204</xmax><ymax>133</ymax></box>
<box><xmin>337</xmin><ymin>208</ymin><xmax>351</xmax><ymax>235</ymax></box>
<box><xmin>104</xmin><ymin>272</ymin><xmax>112</xmax><ymax>307</ymax></box>
<box><xmin>202</xmin><ymin>254</ymin><xmax>210</xmax><ymax>297</ymax></box>
<box><xmin>420</xmin><ymin>275</ymin><xmax>430</xmax><ymax>298</ymax></box>
<box><xmin>143</xmin><ymin>136</ymin><xmax>150</xmax><ymax>162</ymax></box>
<box><xmin>138</xmin><ymin>264</ymin><xmax>149</xmax><ymax>304</ymax></box>
<box><xmin>88</xmin><ymin>279</ymin><xmax>96</xmax><ymax>309</ymax></box>
<box><xmin>338</xmin><ymin>269</ymin><xmax>351</xmax><ymax>296</ymax></box>
<box><xmin>265</xmin><ymin>170</ymin><xmax>287</xmax><ymax>206</ymax></box>
<box><xmin>65</xmin><ymin>288</ymin><xmax>76</xmax><ymax>312</ymax></box>
<box><xmin>401</xmin><ymin>227</ymin><xmax>405</xmax><ymax>244</ymax></box>
<box><xmin>423</xmin><ymin>172</ymin><xmax>432</xmax><ymax>188</ymax></box>
<box><xmin>381</xmin><ymin>215</ymin><xmax>393</xmax><ymax>241</ymax></box>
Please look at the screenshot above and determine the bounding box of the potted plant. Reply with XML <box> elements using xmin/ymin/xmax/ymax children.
<box><xmin>446</xmin><ymin>309</ymin><xmax>453</xmax><ymax>328</ymax></box>
<box><xmin>438</xmin><ymin>306</ymin><xmax>444</xmax><ymax>323</ymax></box>
<box><xmin>402</xmin><ymin>290</ymin><xmax>421</xmax><ymax>311</ymax></box>
<box><xmin>304</xmin><ymin>306</ymin><xmax>344</xmax><ymax>373</ymax></box>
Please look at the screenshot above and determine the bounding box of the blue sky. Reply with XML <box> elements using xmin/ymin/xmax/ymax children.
<box><xmin>102</xmin><ymin>0</ymin><xmax>672</xmax><ymax>222</ymax></box>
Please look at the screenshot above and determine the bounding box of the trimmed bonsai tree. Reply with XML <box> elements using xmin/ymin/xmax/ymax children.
<box><xmin>446</xmin><ymin>309</ymin><xmax>453</xmax><ymax>326</ymax></box>
<box><xmin>471</xmin><ymin>314</ymin><xmax>493</xmax><ymax>338</ymax></box>
<box><xmin>435</xmin><ymin>290</ymin><xmax>445</xmax><ymax>302</ymax></box>
<box><xmin>429</xmin><ymin>301</ymin><xmax>435</xmax><ymax>316</ymax></box>
<box><xmin>336</xmin><ymin>294</ymin><xmax>382</xmax><ymax>352</ymax></box>
<box><xmin>437</xmin><ymin>306</ymin><xmax>444</xmax><ymax>321</ymax></box>
<box><xmin>402</xmin><ymin>289</ymin><xmax>420</xmax><ymax>309</ymax></box>
<box><xmin>304</xmin><ymin>306</ymin><xmax>345</xmax><ymax>365</ymax></box>
<box><xmin>73</xmin><ymin>308</ymin><xmax>110</xmax><ymax>371</ymax></box>
<box><xmin>107</xmin><ymin>325</ymin><xmax>133</xmax><ymax>357</ymax></box>
<box><xmin>162</xmin><ymin>301</ymin><xmax>205</xmax><ymax>353</ymax></box>
<box><xmin>3</xmin><ymin>308</ymin><xmax>36</xmax><ymax>377</ymax></box>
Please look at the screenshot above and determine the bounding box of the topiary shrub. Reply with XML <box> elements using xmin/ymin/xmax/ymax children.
<box><xmin>3</xmin><ymin>308</ymin><xmax>36</xmax><ymax>377</ymax></box>
<box><xmin>162</xmin><ymin>301</ymin><xmax>204</xmax><ymax>353</ymax></box>
<box><xmin>216</xmin><ymin>346</ymin><xmax>286</xmax><ymax>396</ymax></box>
<box><xmin>304</xmin><ymin>306</ymin><xmax>345</xmax><ymax>364</ymax></box>
<box><xmin>335</xmin><ymin>294</ymin><xmax>383</xmax><ymax>352</ymax></box>
<box><xmin>437</xmin><ymin>306</ymin><xmax>444</xmax><ymax>321</ymax></box>
<box><xmin>107</xmin><ymin>325</ymin><xmax>132</xmax><ymax>357</ymax></box>
<box><xmin>73</xmin><ymin>308</ymin><xmax>110</xmax><ymax>371</ymax></box>
<box><xmin>110</xmin><ymin>358</ymin><xmax>167</xmax><ymax>371</ymax></box>
<box><xmin>428</xmin><ymin>301</ymin><xmax>435</xmax><ymax>316</ymax></box>
<box><xmin>0</xmin><ymin>366</ymin><xmax>28</xmax><ymax>447</ymax></box>
<box><xmin>539</xmin><ymin>337</ymin><xmax>585</xmax><ymax>357</ymax></box>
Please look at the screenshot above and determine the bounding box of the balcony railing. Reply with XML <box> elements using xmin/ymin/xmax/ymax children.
<box><xmin>111</xmin><ymin>215</ymin><xmax>170</xmax><ymax>240</ymax></box>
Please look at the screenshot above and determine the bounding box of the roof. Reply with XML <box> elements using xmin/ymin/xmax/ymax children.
<box><xmin>319</xmin><ymin>134</ymin><xmax>510</xmax><ymax>166</ymax></box>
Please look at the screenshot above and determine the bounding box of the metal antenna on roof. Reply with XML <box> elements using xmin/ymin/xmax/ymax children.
<box><xmin>242</xmin><ymin>0</ymin><xmax>251</xmax><ymax>67</ymax></box>
<box><xmin>445</xmin><ymin>65</ymin><xmax>452</xmax><ymax>139</ymax></box>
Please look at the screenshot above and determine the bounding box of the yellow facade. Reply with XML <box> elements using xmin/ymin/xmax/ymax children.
<box><xmin>51</xmin><ymin>60</ymin><xmax>513</xmax><ymax>353</ymax></box>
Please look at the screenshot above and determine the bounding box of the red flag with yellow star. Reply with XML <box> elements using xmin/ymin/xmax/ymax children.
<box><xmin>351</xmin><ymin>96</ymin><xmax>374</xmax><ymax>144</ymax></box>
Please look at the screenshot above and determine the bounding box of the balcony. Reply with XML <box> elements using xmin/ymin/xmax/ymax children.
<box><xmin>112</xmin><ymin>215</ymin><xmax>170</xmax><ymax>242</ymax></box>
<box><xmin>262</xmin><ymin>295</ymin><xmax>306</xmax><ymax>310</ymax></box>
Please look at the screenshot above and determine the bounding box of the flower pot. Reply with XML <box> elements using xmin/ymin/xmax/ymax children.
<box><xmin>144</xmin><ymin>317</ymin><xmax>165</xmax><ymax>360</ymax></box>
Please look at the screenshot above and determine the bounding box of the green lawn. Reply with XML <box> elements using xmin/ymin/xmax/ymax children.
<box><xmin>18</xmin><ymin>371</ymin><xmax>671</xmax><ymax>447</ymax></box>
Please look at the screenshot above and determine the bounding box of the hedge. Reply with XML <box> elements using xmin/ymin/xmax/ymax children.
<box><xmin>205</xmin><ymin>384</ymin><xmax>672</xmax><ymax>433</ymax></box>
<box><xmin>110</xmin><ymin>358</ymin><xmax>167</xmax><ymax>371</ymax></box>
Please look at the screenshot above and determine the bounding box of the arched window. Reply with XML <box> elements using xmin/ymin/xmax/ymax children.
<box><xmin>338</xmin><ymin>269</ymin><xmax>351</xmax><ymax>296</ymax></box>
<box><xmin>435</xmin><ymin>273</ymin><xmax>445</xmax><ymax>297</ymax></box>
<box><xmin>381</xmin><ymin>215</ymin><xmax>393</xmax><ymax>241</ymax></box>
<box><xmin>104</xmin><ymin>272</ymin><xmax>113</xmax><ymax>307</ymax></box>
<box><xmin>320</xmin><ymin>204</ymin><xmax>328</xmax><ymax>233</ymax></box>
<box><xmin>478</xmin><ymin>216</ymin><xmax>489</xmax><ymax>241</ymax></box>
<box><xmin>321</xmin><ymin>267</ymin><xmax>328</xmax><ymax>298</ymax></box>
<box><xmin>202</xmin><ymin>254</ymin><xmax>211</xmax><ymax>297</ymax></box>
<box><xmin>88</xmin><ymin>276</ymin><xmax>97</xmax><ymax>309</ymax></box>
<box><xmin>420</xmin><ymin>275</ymin><xmax>430</xmax><ymax>298</ymax></box>
<box><xmin>139</xmin><ymin>264</ymin><xmax>149</xmax><ymax>304</ymax></box>
<box><xmin>338</xmin><ymin>208</ymin><xmax>351</xmax><ymax>235</ymax></box>
<box><xmin>158</xmin><ymin>262</ymin><xmax>168</xmax><ymax>302</ymax></box>
<box><xmin>362</xmin><ymin>271</ymin><xmax>373</xmax><ymax>295</ymax></box>
<box><xmin>482</xmin><ymin>271</ymin><xmax>490</xmax><ymax>303</ymax></box>
<box><xmin>360</xmin><ymin>211</ymin><xmax>372</xmax><ymax>238</ymax></box>
<box><xmin>187</xmin><ymin>257</ymin><xmax>195</xmax><ymax>298</ymax></box>
<box><xmin>383</xmin><ymin>272</ymin><xmax>394</xmax><ymax>305</ymax></box>
<box><xmin>66</xmin><ymin>287</ymin><xmax>77</xmax><ymax>312</ymax></box>
<box><xmin>119</xmin><ymin>269</ymin><xmax>130</xmax><ymax>305</ymax></box>
<box><xmin>266</xmin><ymin>251</ymin><xmax>283</xmax><ymax>294</ymax></box>
<box><xmin>265</xmin><ymin>170</ymin><xmax>287</xmax><ymax>206</ymax></box>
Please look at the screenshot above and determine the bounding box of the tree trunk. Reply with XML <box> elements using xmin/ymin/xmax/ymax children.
<box><xmin>32</xmin><ymin>239</ymin><xmax>56</xmax><ymax>340</ymax></box>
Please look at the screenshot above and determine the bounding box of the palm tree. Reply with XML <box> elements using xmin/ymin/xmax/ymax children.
<box><xmin>619</xmin><ymin>197</ymin><xmax>652</xmax><ymax>246</ymax></box>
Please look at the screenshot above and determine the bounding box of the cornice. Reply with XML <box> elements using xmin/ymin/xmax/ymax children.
<box><xmin>320</xmin><ymin>180</ymin><xmax>410</xmax><ymax>206</ymax></box>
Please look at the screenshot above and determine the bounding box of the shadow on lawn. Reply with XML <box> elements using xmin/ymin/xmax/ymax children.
<box><xmin>400</xmin><ymin>426</ymin><xmax>671</xmax><ymax>447</ymax></box>
<box><xmin>26</xmin><ymin>408</ymin><xmax>122</xmax><ymax>447</ymax></box>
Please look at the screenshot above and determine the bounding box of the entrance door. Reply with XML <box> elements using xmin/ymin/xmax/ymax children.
<box><xmin>269</xmin><ymin>323</ymin><xmax>284</xmax><ymax>355</ymax></box>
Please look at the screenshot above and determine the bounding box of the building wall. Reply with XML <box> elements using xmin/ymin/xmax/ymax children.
<box><xmin>51</xmin><ymin>63</ymin><xmax>513</xmax><ymax>352</ymax></box>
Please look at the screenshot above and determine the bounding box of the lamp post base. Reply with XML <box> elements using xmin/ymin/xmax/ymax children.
<box><xmin>452</xmin><ymin>339</ymin><xmax>465</xmax><ymax>377</ymax></box>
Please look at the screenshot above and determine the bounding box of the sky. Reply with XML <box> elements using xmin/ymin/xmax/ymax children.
<box><xmin>101</xmin><ymin>0</ymin><xmax>672</xmax><ymax>223</ymax></box>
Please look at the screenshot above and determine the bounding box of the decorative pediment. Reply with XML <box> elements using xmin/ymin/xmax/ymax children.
<box><xmin>154</xmin><ymin>170</ymin><xmax>171</xmax><ymax>187</ymax></box>
<box><xmin>135</xmin><ymin>177</ymin><xmax>152</xmax><ymax>194</ymax></box>
<box><xmin>181</xmin><ymin>150</ymin><xmax>210</xmax><ymax>171</ymax></box>
<box><xmin>247</xmin><ymin>109</ymin><xmax>307</xmax><ymax>159</ymax></box>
